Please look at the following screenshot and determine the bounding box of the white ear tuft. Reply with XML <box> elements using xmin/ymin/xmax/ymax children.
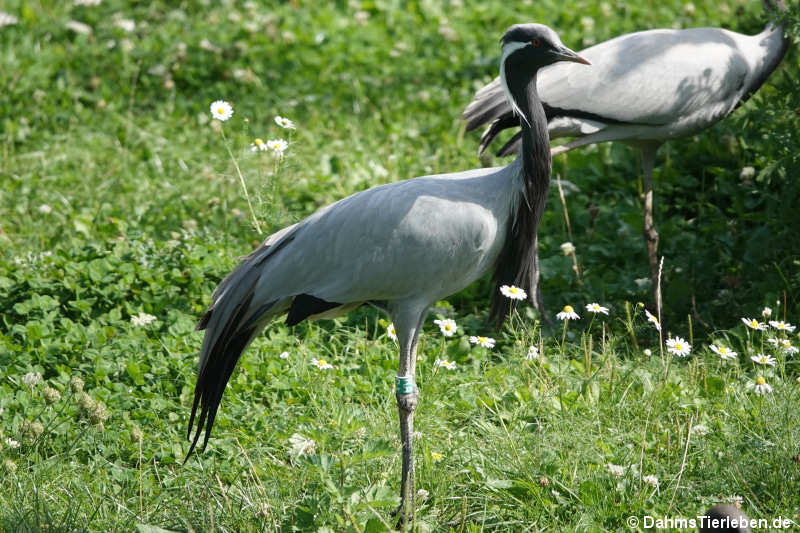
<box><xmin>499</xmin><ymin>41</ymin><xmax>531</xmax><ymax>127</ymax></box>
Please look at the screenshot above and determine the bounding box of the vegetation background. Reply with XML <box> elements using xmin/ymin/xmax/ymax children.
<box><xmin>1</xmin><ymin>0</ymin><xmax>799</xmax><ymax>531</ymax></box>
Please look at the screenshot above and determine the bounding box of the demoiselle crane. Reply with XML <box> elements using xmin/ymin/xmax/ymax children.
<box><xmin>463</xmin><ymin>0</ymin><xmax>789</xmax><ymax>315</ymax></box>
<box><xmin>186</xmin><ymin>24</ymin><xmax>589</xmax><ymax>523</ymax></box>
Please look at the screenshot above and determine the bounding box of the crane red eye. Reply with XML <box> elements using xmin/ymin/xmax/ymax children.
<box><xmin>531</xmin><ymin>39</ymin><xmax>541</xmax><ymax>47</ymax></box>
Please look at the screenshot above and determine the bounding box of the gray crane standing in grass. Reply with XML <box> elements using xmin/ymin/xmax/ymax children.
<box><xmin>186</xmin><ymin>24</ymin><xmax>589</xmax><ymax>525</ymax></box>
<box><xmin>463</xmin><ymin>0</ymin><xmax>789</xmax><ymax>317</ymax></box>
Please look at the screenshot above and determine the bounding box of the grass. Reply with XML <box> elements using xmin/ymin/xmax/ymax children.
<box><xmin>1</xmin><ymin>0</ymin><xmax>800</xmax><ymax>531</ymax></box>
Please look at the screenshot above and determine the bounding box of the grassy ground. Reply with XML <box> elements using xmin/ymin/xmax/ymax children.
<box><xmin>1</xmin><ymin>0</ymin><xmax>800</xmax><ymax>531</ymax></box>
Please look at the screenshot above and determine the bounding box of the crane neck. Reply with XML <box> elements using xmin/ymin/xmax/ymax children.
<box><xmin>508</xmin><ymin>70</ymin><xmax>552</xmax><ymax>213</ymax></box>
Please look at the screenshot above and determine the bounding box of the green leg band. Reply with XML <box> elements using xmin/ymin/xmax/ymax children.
<box><xmin>395</xmin><ymin>375</ymin><xmax>415</xmax><ymax>395</ymax></box>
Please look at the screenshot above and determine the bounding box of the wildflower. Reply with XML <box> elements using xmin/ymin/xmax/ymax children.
<box><xmin>709</xmin><ymin>344</ymin><xmax>737</xmax><ymax>360</ymax></box>
<box><xmin>21</xmin><ymin>421</ymin><xmax>44</xmax><ymax>440</ymax></box>
<box><xmin>762</xmin><ymin>307</ymin><xmax>772</xmax><ymax>318</ymax></box>
<box><xmin>526</xmin><ymin>345</ymin><xmax>540</xmax><ymax>360</ymax></box>
<box><xmin>728</xmin><ymin>495</ymin><xmax>744</xmax><ymax>508</ymax></box>
<box><xmin>585</xmin><ymin>303</ymin><xmax>609</xmax><ymax>315</ymax></box>
<box><xmin>310</xmin><ymin>358</ymin><xmax>333</xmax><ymax>370</ymax></box>
<box><xmin>691</xmin><ymin>424</ymin><xmax>710</xmax><ymax>436</ymax></box>
<box><xmin>634</xmin><ymin>277</ymin><xmax>651</xmax><ymax>288</ymax></box>
<box><xmin>0</xmin><ymin>12</ymin><xmax>19</xmax><ymax>28</ymax></box>
<box><xmin>435</xmin><ymin>359</ymin><xmax>456</xmax><ymax>370</ymax></box>
<box><xmin>433</xmin><ymin>318</ymin><xmax>457</xmax><ymax>337</ymax></box>
<box><xmin>21</xmin><ymin>372</ymin><xmax>41</xmax><ymax>387</ymax></box>
<box><xmin>644</xmin><ymin>309</ymin><xmax>661</xmax><ymax>331</ymax></box>
<box><xmin>74</xmin><ymin>0</ymin><xmax>102</xmax><ymax>5</ymax></box>
<box><xmin>416</xmin><ymin>488</ymin><xmax>430</xmax><ymax>500</ymax></box>
<box><xmin>666</xmin><ymin>336</ymin><xmax>691</xmax><ymax>357</ymax></box>
<box><xmin>114</xmin><ymin>18</ymin><xmax>136</xmax><ymax>32</ymax></box>
<box><xmin>70</xmin><ymin>376</ymin><xmax>85</xmax><ymax>393</ymax></box>
<box><xmin>279</xmin><ymin>351</ymin><xmax>290</xmax><ymax>359</ymax></box>
<box><xmin>642</xmin><ymin>475</ymin><xmax>659</xmax><ymax>488</ymax></box>
<box><xmin>643</xmin><ymin>348</ymin><xmax>652</xmax><ymax>356</ymax></box>
<box><xmin>250</xmin><ymin>138</ymin><xmax>267</xmax><ymax>152</ymax></box>
<box><xmin>741</xmin><ymin>317</ymin><xmax>766</xmax><ymax>331</ymax></box>
<box><xmin>500</xmin><ymin>284</ymin><xmax>527</xmax><ymax>300</ymax></box>
<box><xmin>288</xmin><ymin>433</ymin><xmax>316</xmax><ymax>456</ymax></box>
<box><xmin>274</xmin><ymin>115</ymin><xmax>296</xmax><ymax>130</ymax></box>
<box><xmin>43</xmin><ymin>387</ymin><xmax>61</xmax><ymax>404</ymax></box>
<box><xmin>750</xmin><ymin>353</ymin><xmax>776</xmax><ymax>367</ymax></box>
<box><xmin>606</xmin><ymin>463</ymin><xmax>625</xmax><ymax>478</ymax></box>
<box><xmin>38</xmin><ymin>204</ymin><xmax>52</xmax><ymax>214</ymax></box>
<box><xmin>2</xmin><ymin>459</ymin><xmax>16</xmax><ymax>473</ymax></box>
<box><xmin>739</xmin><ymin>166</ymin><xmax>756</xmax><ymax>181</ymax></box>
<box><xmin>780</xmin><ymin>339</ymin><xmax>798</xmax><ymax>355</ymax></box>
<box><xmin>746</xmin><ymin>376</ymin><xmax>772</xmax><ymax>395</ymax></box>
<box><xmin>266</xmin><ymin>138</ymin><xmax>288</xmax><ymax>157</ymax></box>
<box><xmin>131</xmin><ymin>426</ymin><xmax>144</xmax><ymax>443</ymax></box>
<box><xmin>387</xmin><ymin>323</ymin><xmax>397</xmax><ymax>341</ymax></box>
<box><xmin>4</xmin><ymin>438</ymin><xmax>20</xmax><ymax>449</ymax></box>
<box><xmin>468</xmin><ymin>336</ymin><xmax>495</xmax><ymax>349</ymax></box>
<box><xmin>77</xmin><ymin>392</ymin><xmax>95</xmax><ymax>411</ymax></box>
<box><xmin>556</xmin><ymin>305</ymin><xmax>580</xmax><ymax>321</ymax></box>
<box><xmin>130</xmin><ymin>312</ymin><xmax>157</xmax><ymax>326</ymax></box>
<box><xmin>210</xmin><ymin>100</ymin><xmax>233</xmax><ymax>121</ymax></box>
<box><xmin>560</xmin><ymin>242</ymin><xmax>576</xmax><ymax>255</ymax></box>
<box><xmin>769</xmin><ymin>320</ymin><xmax>796</xmax><ymax>333</ymax></box>
<box><xmin>431</xmin><ymin>452</ymin><xmax>443</xmax><ymax>463</ymax></box>
<box><xmin>766</xmin><ymin>337</ymin><xmax>779</xmax><ymax>346</ymax></box>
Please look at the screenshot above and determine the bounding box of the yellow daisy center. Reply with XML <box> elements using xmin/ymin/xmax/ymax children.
<box><xmin>217</xmin><ymin>106</ymin><xmax>226</xmax><ymax>114</ymax></box>
<box><xmin>675</xmin><ymin>343</ymin><xmax>683</xmax><ymax>350</ymax></box>
<box><xmin>749</xmin><ymin>320</ymin><xmax>758</xmax><ymax>326</ymax></box>
<box><xmin>563</xmin><ymin>305</ymin><xmax>574</xmax><ymax>313</ymax></box>
<box><xmin>719</xmin><ymin>347</ymin><xmax>728</xmax><ymax>354</ymax></box>
<box><xmin>756</xmin><ymin>376</ymin><xmax>766</xmax><ymax>385</ymax></box>
<box><xmin>317</xmin><ymin>359</ymin><xmax>328</xmax><ymax>366</ymax></box>
<box><xmin>254</xmin><ymin>138</ymin><xmax>264</xmax><ymax>146</ymax></box>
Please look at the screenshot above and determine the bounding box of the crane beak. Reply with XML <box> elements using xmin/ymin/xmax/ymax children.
<box><xmin>554</xmin><ymin>46</ymin><xmax>591</xmax><ymax>65</ymax></box>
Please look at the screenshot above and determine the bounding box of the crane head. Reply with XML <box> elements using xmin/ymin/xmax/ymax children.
<box><xmin>499</xmin><ymin>23</ymin><xmax>589</xmax><ymax>125</ymax></box>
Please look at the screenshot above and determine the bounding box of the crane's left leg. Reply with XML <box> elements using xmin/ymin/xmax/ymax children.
<box><xmin>640</xmin><ymin>143</ymin><xmax>662</xmax><ymax>318</ymax></box>
<box><xmin>390</xmin><ymin>305</ymin><xmax>426</xmax><ymax>530</ymax></box>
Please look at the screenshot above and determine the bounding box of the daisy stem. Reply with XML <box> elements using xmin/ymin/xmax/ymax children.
<box><xmin>221</xmin><ymin>129</ymin><xmax>262</xmax><ymax>235</ymax></box>
<box><xmin>560</xmin><ymin>320</ymin><xmax>568</xmax><ymax>355</ymax></box>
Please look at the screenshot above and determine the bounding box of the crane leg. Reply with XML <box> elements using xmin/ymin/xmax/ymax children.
<box><xmin>640</xmin><ymin>144</ymin><xmax>662</xmax><ymax>317</ymax></box>
<box><xmin>390</xmin><ymin>306</ymin><xmax>425</xmax><ymax>530</ymax></box>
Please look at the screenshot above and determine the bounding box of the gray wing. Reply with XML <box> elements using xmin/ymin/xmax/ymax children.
<box><xmin>464</xmin><ymin>27</ymin><xmax>753</xmax><ymax>155</ymax></box>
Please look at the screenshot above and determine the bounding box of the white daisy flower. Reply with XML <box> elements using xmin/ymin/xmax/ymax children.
<box><xmin>761</xmin><ymin>307</ymin><xmax>772</xmax><ymax>318</ymax></box>
<box><xmin>751</xmin><ymin>353</ymin><xmax>776</xmax><ymax>366</ymax></box>
<box><xmin>266</xmin><ymin>138</ymin><xmax>288</xmax><ymax>157</ymax></box>
<box><xmin>38</xmin><ymin>204</ymin><xmax>52</xmax><ymax>214</ymax></box>
<box><xmin>250</xmin><ymin>138</ymin><xmax>267</xmax><ymax>151</ymax></box>
<box><xmin>21</xmin><ymin>372</ymin><xmax>42</xmax><ymax>386</ymax></box>
<box><xmin>210</xmin><ymin>100</ymin><xmax>233</xmax><ymax>121</ymax></box>
<box><xmin>560</xmin><ymin>242</ymin><xmax>576</xmax><ymax>255</ymax></box>
<box><xmin>780</xmin><ymin>339</ymin><xmax>798</xmax><ymax>354</ymax></box>
<box><xmin>4</xmin><ymin>437</ymin><xmax>20</xmax><ymax>449</ymax></box>
<box><xmin>644</xmin><ymin>309</ymin><xmax>661</xmax><ymax>331</ymax></box>
<box><xmin>0</xmin><ymin>12</ymin><xmax>19</xmax><ymax>28</ymax></box>
<box><xmin>500</xmin><ymin>284</ymin><xmax>527</xmax><ymax>301</ymax></box>
<box><xmin>769</xmin><ymin>320</ymin><xmax>796</xmax><ymax>333</ymax></box>
<box><xmin>310</xmin><ymin>358</ymin><xmax>333</xmax><ymax>370</ymax></box>
<box><xmin>435</xmin><ymin>359</ymin><xmax>456</xmax><ymax>370</ymax></box>
<box><xmin>433</xmin><ymin>318</ymin><xmax>457</xmax><ymax>337</ymax></box>
<box><xmin>741</xmin><ymin>317</ymin><xmax>767</xmax><ymax>331</ymax></box>
<box><xmin>766</xmin><ymin>337</ymin><xmax>779</xmax><ymax>346</ymax></box>
<box><xmin>130</xmin><ymin>312</ymin><xmax>157</xmax><ymax>326</ymax></box>
<box><xmin>279</xmin><ymin>351</ymin><xmax>290</xmax><ymax>359</ymax></box>
<box><xmin>606</xmin><ymin>463</ymin><xmax>625</xmax><ymax>478</ymax></box>
<box><xmin>746</xmin><ymin>376</ymin><xmax>772</xmax><ymax>395</ymax></box>
<box><xmin>643</xmin><ymin>348</ymin><xmax>652</xmax><ymax>356</ymax></box>
<box><xmin>709</xmin><ymin>344</ymin><xmax>737</xmax><ymax>360</ymax></box>
<box><xmin>526</xmin><ymin>345</ymin><xmax>540</xmax><ymax>360</ymax></box>
<box><xmin>556</xmin><ymin>305</ymin><xmax>580</xmax><ymax>321</ymax></box>
<box><xmin>288</xmin><ymin>433</ymin><xmax>316</xmax><ymax>456</ymax></box>
<box><xmin>468</xmin><ymin>336</ymin><xmax>495</xmax><ymax>349</ymax></box>
<box><xmin>642</xmin><ymin>475</ymin><xmax>659</xmax><ymax>488</ymax></box>
<box><xmin>274</xmin><ymin>115</ymin><xmax>296</xmax><ymax>130</ymax></box>
<box><xmin>666</xmin><ymin>336</ymin><xmax>691</xmax><ymax>357</ymax></box>
<box><xmin>114</xmin><ymin>18</ymin><xmax>136</xmax><ymax>32</ymax></box>
<box><xmin>74</xmin><ymin>0</ymin><xmax>102</xmax><ymax>6</ymax></box>
<box><xmin>585</xmin><ymin>303</ymin><xmax>609</xmax><ymax>315</ymax></box>
<box><xmin>387</xmin><ymin>323</ymin><xmax>397</xmax><ymax>341</ymax></box>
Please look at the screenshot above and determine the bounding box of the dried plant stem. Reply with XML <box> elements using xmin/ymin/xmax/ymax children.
<box><xmin>221</xmin><ymin>129</ymin><xmax>262</xmax><ymax>235</ymax></box>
